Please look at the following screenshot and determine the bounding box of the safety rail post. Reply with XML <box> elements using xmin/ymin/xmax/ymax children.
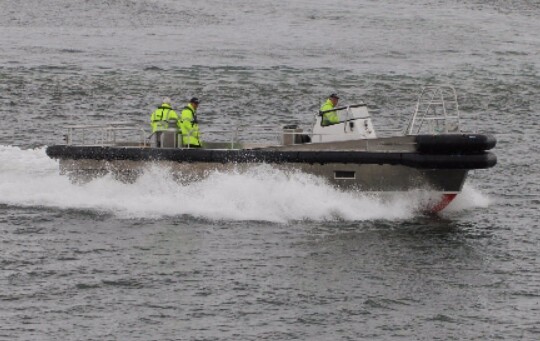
<box><xmin>67</xmin><ymin>127</ymin><xmax>73</xmax><ymax>145</ymax></box>
<box><xmin>141</xmin><ymin>129</ymin><xmax>148</xmax><ymax>147</ymax></box>
<box><xmin>440</xmin><ymin>87</ymin><xmax>448</xmax><ymax>133</ymax></box>
<box><xmin>232</xmin><ymin>127</ymin><xmax>239</xmax><ymax>149</ymax></box>
<box><xmin>344</xmin><ymin>106</ymin><xmax>351</xmax><ymax>133</ymax></box>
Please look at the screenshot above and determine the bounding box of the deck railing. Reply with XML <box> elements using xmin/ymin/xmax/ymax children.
<box><xmin>64</xmin><ymin>122</ymin><xmax>148</xmax><ymax>147</ymax></box>
<box><xmin>406</xmin><ymin>85</ymin><xmax>461</xmax><ymax>135</ymax></box>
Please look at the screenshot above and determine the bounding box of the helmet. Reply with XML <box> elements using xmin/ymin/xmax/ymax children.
<box><xmin>162</xmin><ymin>97</ymin><xmax>171</xmax><ymax>104</ymax></box>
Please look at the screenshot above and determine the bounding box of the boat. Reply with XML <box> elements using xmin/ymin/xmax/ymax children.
<box><xmin>46</xmin><ymin>85</ymin><xmax>497</xmax><ymax>212</ymax></box>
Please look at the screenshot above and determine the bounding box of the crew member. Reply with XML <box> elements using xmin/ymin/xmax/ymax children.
<box><xmin>179</xmin><ymin>97</ymin><xmax>202</xmax><ymax>147</ymax></box>
<box><xmin>320</xmin><ymin>93</ymin><xmax>340</xmax><ymax>126</ymax></box>
<box><xmin>150</xmin><ymin>97</ymin><xmax>179</xmax><ymax>133</ymax></box>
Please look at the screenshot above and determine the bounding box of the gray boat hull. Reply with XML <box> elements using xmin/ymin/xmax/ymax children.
<box><xmin>56</xmin><ymin>156</ymin><xmax>468</xmax><ymax>194</ymax></box>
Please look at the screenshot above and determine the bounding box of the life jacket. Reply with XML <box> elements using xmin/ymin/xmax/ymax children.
<box><xmin>179</xmin><ymin>104</ymin><xmax>201</xmax><ymax>147</ymax></box>
<box><xmin>320</xmin><ymin>99</ymin><xmax>339</xmax><ymax>126</ymax></box>
<box><xmin>150</xmin><ymin>103</ymin><xmax>178</xmax><ymax>132</ymax></box>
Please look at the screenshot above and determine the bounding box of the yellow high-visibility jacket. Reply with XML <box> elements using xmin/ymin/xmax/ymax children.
<box><xmin>320</xmin><ymin>99</ymin><xmax>339</xmax><ymax>126</ymax></box>
<box><xmin>150</xmin><ymin>103</ymin><xmax>179</xmax><ymax>132</ymax></box>
<box><xmin>179</xmin><ymin>103</ymin><xmax>201</xmax><ymax>147</ymax></box>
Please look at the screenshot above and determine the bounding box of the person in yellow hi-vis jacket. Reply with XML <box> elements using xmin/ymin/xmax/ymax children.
<box><xmin>150</xmin><ymin>97</ymin><xmax>179</xmax><ymax>133</ymax></box>
<box><xmin>179</xmin><ymin>97</ymin><xmax>202</xmax><ymax>148</ymax></box>
<box><xmin>320</xmin><ymin>93</ymin><xmax>340</xmax><ymax>126</ymax></box>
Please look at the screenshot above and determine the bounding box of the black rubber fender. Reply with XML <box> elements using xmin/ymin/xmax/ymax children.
<box><xmin>415</xmin><ymin>134</ymin><xmax>496</xmax><ymax>154</ymax></box>
<box><xmin>402</xmin><ymin>151</ymin><xmax>497</xmax><ymax>169</ymax></box>
<box><xmin>46</xmin><ymin>145</ymin><xmax>497</xmax><ymax>170</ymax></box>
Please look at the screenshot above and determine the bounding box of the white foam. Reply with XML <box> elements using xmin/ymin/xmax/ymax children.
<box><xmin>444</xmin><ymin>184</ymin><xmax>491</xmax><ymax>212</ymax></box>
<box><xmin>0</xmin><ymin>145</ymin><xmax>486</xmax><ymax>222</ymax></box>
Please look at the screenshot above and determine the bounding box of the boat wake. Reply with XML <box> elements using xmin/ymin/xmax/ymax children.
<box><xmin>0</xmin><ymin>145</ymin><xmax>490</xmax><ymax>222</ymax></box>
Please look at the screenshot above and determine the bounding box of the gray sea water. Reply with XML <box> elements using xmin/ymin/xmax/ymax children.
<box><xmin>1</xmin><ymin>0</ymin><xmax>539</xmax><ymax>340</ymax></box>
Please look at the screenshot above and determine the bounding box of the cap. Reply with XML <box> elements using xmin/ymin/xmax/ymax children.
<box><xmin>190</xmin><ymin>97</ymin><xmax>200</xmax><ymax>104</ymax></box>
<box><xmin>162</xmin><ymin>97</ymin><xmax>171</xmax><ymax>104</ymax></box>
<box><xmin>329</xmin><ymin>93</ymin><xmax>339</xmax><ymax>100</ymax></box>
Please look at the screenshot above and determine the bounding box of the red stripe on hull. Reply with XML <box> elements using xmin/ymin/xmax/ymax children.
<box><xmin>429</xmin><ymin>193</ymin><xmax>457</xmax><ymax>213</ymax></box>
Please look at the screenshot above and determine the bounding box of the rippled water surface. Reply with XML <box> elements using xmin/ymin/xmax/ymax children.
<box><xmin>1</xmin><ymin>0</ymin><xmax>539</xmax><ymax>340</ymax></box>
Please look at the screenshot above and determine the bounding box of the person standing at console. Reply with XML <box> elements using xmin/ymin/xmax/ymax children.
<box><xmin>150</xmin><ymin>97</ymin><xmax>179</xmax><ymax>133</ymax></box>
<box><xmin>179</xmin><ymin>97</ymin><xmax>202</xmax><ymax>148</ymax></box>
<box><xmin>320</xmin><ymin>93</ymin><xmax>340</xmax><ymax>126</ymax></box>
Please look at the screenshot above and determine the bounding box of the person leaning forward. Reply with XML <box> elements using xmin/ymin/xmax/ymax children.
<box><xmin>320</xmin><ymin>93</ymin><xmax>340</xmax><ymax>126</ymax></box>
<box><xmin>179</xmin><ymin>97</ymin><xmax>202</xmax><ymax>148</ymax></box>
<box><xmin>150</xmin><ymin>97</ymin><xmax>179</xmax><ymax>133</ymax></box>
